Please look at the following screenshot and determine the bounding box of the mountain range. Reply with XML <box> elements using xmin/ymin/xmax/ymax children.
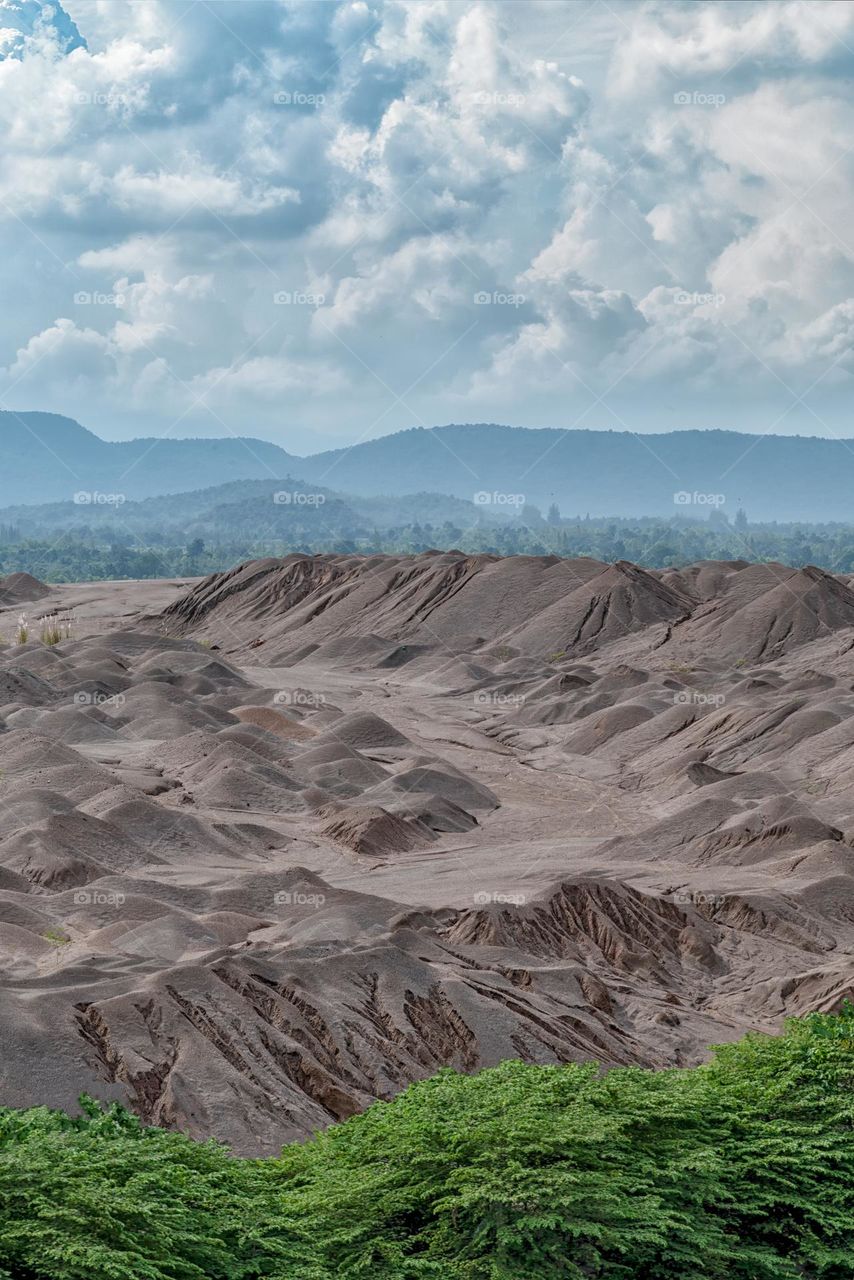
<box><xmin>0</xmin><ymin>478</ymin><xmax>497</xmax><ymax>543</ymax></box>
<box><xmin>0</xmin><ymin>413</ymin><xmax>292</xmax><ymax>506</ymax></box>
<box><xmin>4</xmin><ymin>411</ymin><xmax>854</xmax><ymax>521</ymax></box>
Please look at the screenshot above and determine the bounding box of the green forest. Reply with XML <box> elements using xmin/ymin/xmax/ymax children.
<box><xmin>3</xmin><ymin>1008</ymin><xmax>854</xmax><ymax>1279</ymax></box>
<box><xmin>3</xmin><ymin>511</ymin><xmax>854</xmax><ymax>582</ymax></box>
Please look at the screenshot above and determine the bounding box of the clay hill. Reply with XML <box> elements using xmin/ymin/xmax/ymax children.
<box><xmin>2</xmin><ymin>553</ymin><xmax>854</xmax><ymax>1154</ymax></box>
<box><xmin>0</xmin><ymin>573</ymin><xmax>50</xmax><ymax>606</ymax></box>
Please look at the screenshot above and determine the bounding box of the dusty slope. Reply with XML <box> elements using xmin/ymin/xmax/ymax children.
<box><xmin>160</xmin><ymin>551</ymin><xmax>854</xmax><ymax>666</ymax></box>
<box><xmin>2</xmin><ymin>554</ymin><xmax>854</xmax><ymax>1154</ymax></box>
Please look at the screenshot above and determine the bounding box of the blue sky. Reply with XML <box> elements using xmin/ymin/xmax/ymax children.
<box><xmin>0</xmin><ymin>0</ymin><xmax>852</xmax><ymax>452</ymax></box>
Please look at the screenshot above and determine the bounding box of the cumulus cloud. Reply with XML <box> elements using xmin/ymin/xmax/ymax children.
<box><xmin>0</xmin><ymin>0</ymin><xmax>84</xmax><ymax>59</ymax></box>
<box><xmin>0</xmin><ymin>0</ymin><xmax>852</xmax><ymax>445</ymax></box>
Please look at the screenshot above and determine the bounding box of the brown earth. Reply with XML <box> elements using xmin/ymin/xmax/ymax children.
<box><xmin>1</xmin><ymin>553</ymin><xmax>854</xmax><ymax>1154</ymax></box>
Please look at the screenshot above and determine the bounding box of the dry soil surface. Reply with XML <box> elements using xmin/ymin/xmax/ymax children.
<box><xmin>1</xmin><ymin>554</ymin><xmax>853</xmax><ymax>1154</ymax></box>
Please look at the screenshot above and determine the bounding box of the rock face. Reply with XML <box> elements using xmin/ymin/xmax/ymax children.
<box><xmin>4</xmin><ymin>556</ymin><xmax>854</xmax><ymax>1154</ymax></box>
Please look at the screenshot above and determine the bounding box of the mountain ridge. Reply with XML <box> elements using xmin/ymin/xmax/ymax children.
<box><xmin>294</xmin><ymin>424</ymin><xmax>854</xmax><ymax>521</ymax></box>
<box><xmin>0</xmin><ymin>412</ymin><xmax>299</xmax><ymax>505</ymax></box>
<box><xmin>3</xmin><ymin>413</ymin><xmax>854</xmax><ymax>520</ymax></box>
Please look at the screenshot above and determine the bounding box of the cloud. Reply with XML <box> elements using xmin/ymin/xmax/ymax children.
<box><xmin>0</xmin><ymin>0</ymin><xmax>852</xmax><ymax>446</ymax></box>
<box><xmin>610</xmin><ymin>0</ymin><xmax>854</xmax><ymax>97</ymax></box>
<box><xmin>0</xmin><ymin>0</ymin><xmax>85</xmax><ymax>59</ymax></box>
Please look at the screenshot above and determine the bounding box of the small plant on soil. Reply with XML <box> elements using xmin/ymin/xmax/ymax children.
<box><xmin>38</xmin><ymin>613</ymin><xmax>74</xmax><ymax>646</ymax></box>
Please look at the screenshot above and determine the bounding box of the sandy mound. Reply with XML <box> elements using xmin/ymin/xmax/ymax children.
<box><xmin>7</xmin><ymin>556</ymin><xmax>854</xmax><ymax>1155</ymax></box>
<box><xmin>312</xmin><ymin>711</ymin><xmax>411</xmax><ymax>750</ymax></box>
<box><xmin>115</xmin><ymin>683</ymin><xmax>237</xmax><ymax>737</ymax></box>
<box><xmin>365</xmin><ymin>764</ymin><xmax>498</xmax><ymax>812</ymax></box>
<box><xmin>158</xmin><ymin>553</ymin><xmax>854</xmax><ymax>673</ymax></box>
<box><xmin>180</xmin><ymin>742</ymin><xmax>305</xmax><ymax>813</ymax></box>
<box><xmin>82</xmin><ymin>792</ymin><xmax>259</xmax><ymax>860</ymax></box>
<box><xmin>232</xmin><ymin>704</ymin><xmax>316</xmax><ymax>740</ymax></box>
<box><xmin>216</xmin><ymin>723</ymin><xmax>295</xmax><ymax>765</ymax></box>
<box><xmin>320</xmin><ymin>805</ymin><xmax>435</xmax><ymax>857</ymax></box>
<box><xmin>0</xmin><ymin>788</ymin><xmax>76</xmax><ymax>838</ymax></box>
<box><xmin>0</xmin><ymin>813</ymin><xmax>156</xmax><ymax>888</ymax></box>
<box><xmin>0</xmin><ymin>572</ymin><xmax>50</xmax><ymax>605</ymax></box>
<box><xmin>7</xmin><ymin>705</ymin><xmax>123</xmax><ymax>744</ymax></box>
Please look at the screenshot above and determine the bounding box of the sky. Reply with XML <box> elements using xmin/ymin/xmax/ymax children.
<box><xmin>0</xmin><ymin>0</ymin><xmax>853</xmax><ymax>453</ymax></box>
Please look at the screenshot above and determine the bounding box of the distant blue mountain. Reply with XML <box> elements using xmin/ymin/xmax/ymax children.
<box><xmin>294</xmin><ymin>424</ymin><xmax>854</xmax><ymax>523</ymax></box>
<box><xmin>0</xmin><ymin>412</ymin><xmax>298</xmax><ymax>504</ymax></box>
<box><xmin>2</xmin><ymin>413</ymin><xmax>851</xmax><ymax>522</ymax></box>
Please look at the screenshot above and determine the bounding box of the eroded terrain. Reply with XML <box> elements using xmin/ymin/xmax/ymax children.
<box><xmin>1</xmin><ymin>553</ymin><xmax>853</xmax><ymax>1154</ymax></box>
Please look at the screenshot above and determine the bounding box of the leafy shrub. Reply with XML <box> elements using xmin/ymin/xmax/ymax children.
<box><xmin>2</xmin><ymin>1010</ymin><xmax>854</xmax><ymax>1278</ymax></box>
<box><xmin>0</xmin><ymin>1099</ymin><xmax>287</xmax><ymax>1279</ymax></box>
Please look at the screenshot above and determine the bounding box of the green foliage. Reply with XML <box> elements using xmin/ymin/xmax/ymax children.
<box><xmin>2</xmin><ymin>1010</ymin><xmax>854</xmax><ymax>1278</ymax></box>
<box><xmin>3</xmin><ymin>477</ymin><xmax>854</xmax><ymax>582</ymax></box>
<box><xmin>3</xmin><ymin>512</ymin><xmax>854</xmax><ymax>582</ymax></box>
<box><xmin>0</xmin><ymin>1101</ymin><xmax>287</xmax><ymax>1279</ymax></box>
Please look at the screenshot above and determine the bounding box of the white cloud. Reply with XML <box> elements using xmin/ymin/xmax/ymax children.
<box><xmin>610</xmin><ymin>0</ymin><xmax>854</xmax><ymax>97</ymax></box>
<box><xmin>0</xmin><ymin>0</ymin><xmax>853</xmax><ymax>445</ymax></box>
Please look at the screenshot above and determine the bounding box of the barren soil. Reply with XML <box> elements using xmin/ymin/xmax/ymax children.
<box><xmin>1</xmin><ymin>554</ymin><xmax>853</xmax><ymax>1154</ymax></box>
